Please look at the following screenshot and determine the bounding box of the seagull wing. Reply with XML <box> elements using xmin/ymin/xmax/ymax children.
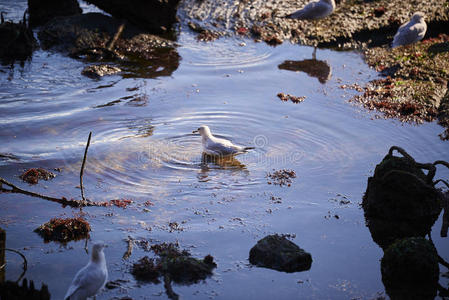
<box><xmin>392</xmin><ymin>22</ymin><xmax>426</xmax><ymax>47</ymax></box>
<box><xmin>64</xmin><ymin>265</ymin><xmax>88</xmax><ymax>300</ymax></box>
<box><xmin>205</xmin><ymin>138</ymin><xmax>245</xmax><ymax>156</ymax></box>
<box><xmin>289</xmin><ymin>0</ymin><xmax>331</xmax><ymax>19</ymax></box>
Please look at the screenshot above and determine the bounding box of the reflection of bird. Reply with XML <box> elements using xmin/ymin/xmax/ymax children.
<box><xmin>392</xmin><ymin>12</ymin><xmax>427</xmax><ymax>48</ymax></box>
<box><xmin>192</xmin><ymin>125</ymin><xmax>254</xmax><ymax>156</ymax></box>
<box><xmin>64</xmin><ymin>242</ymin><xmax>108</xmax><ymax>300</ymax></box>
<box><xmin>278</xmin><ymin>48</ymin><xmax>331</xmax><ymax>84</ymax></box>
<box><xmin>286</xmin><ymin>0</ymin><xmax>335</xmax><ymax>20</ymax></box>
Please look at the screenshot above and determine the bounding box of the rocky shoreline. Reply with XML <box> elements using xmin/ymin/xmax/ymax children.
<box><xmin>179</xmin><ymin>0</ymin><xmax>449</xmax><ymax>139</ymax></box>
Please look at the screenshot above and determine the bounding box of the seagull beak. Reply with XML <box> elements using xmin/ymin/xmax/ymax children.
<box><xmin>192</xmin><ymin>129</ymin><xmax>199</xmax><ymax>134</ymax></box>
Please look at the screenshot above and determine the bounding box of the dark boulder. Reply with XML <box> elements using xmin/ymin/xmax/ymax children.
<box><xmin>0</xmin><ymin>13</ymin><xmax>37</xmax><ymax>63</ymax></box>
<box><xmin>381</xmin><ymin>237</ymin><xmax>439</xmax><ymax>300</ymax></box>
<box><xmin>28</xmin><ymin>0</ymin><xmax>82</xmax><ymax>28</ymax></box>
<box><xmin>38</xmin><ymin>13</ymin><xmax>180</xmax><ymax>78</ymax></box>
<box><xmin>363</xmin><ymin>146</ymin><xmax>442</xmax><ymax>221</ymax></box>
<box><xmin>249</xmin><ymin>234</ymin><xmax>312</xmax><ymax>273</ymax></box>
<box><xmin>85</xmin><ymin>0</ymin><xmax>180</xmax><ymax>33</ymax></box>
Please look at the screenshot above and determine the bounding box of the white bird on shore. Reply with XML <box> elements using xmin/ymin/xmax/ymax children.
<box><xmin>64</xmin><ymin>242</ymin><xmax>108</xmax><ymax>300</ymax></box>
<box><xmin>285</xmin><ymin>0</ymin><xmax>336</xmax><ymax>20</ymax></box>
<box><xmin>392</xmin><ymin>12</ymin><xmax>427</xmax><ymax>48</ymax></box>
<box><xmin>193</xmin><ymin>125</ymin><xmax>254</xmax><ymax>156</ymax></box>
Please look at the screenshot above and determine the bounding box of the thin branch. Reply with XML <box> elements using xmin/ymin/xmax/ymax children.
<box><xmin>107</xmin><ymin>22</ymin><xmax>126</xmax><ymax>51</ymax></box>
<box><xmin>441</xmin><ymin>193</ymin><xmax>449</xmax><ymax>238</ymax></box>
<box><xmin>0</xmin><ymin>177</ymin><xmax>86</xmax><ymax>207</ymax></box>
<box><xmin>80</xmin><ymin>132</ymin><xmax>92</xmax><ymax>203</ymax></box>
<box><xmin>0</xmin><ymin>248</ymin><xmax>28</xmax><ymax>283</ymax></box>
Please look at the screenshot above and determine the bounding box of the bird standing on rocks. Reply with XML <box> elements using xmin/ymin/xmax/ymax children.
<box><xmin>392</xmin><ymin>12</ymin><xmax>427</xmax><ymax>48</ymax></box>
<box><xmin>285</xmin><ymin>0</ymin><xmax>336</xmax><ymax>20</ymax></box>
<box><xmin>193</xmin><ymin>125</ymin><xmax>254</xmax><ymax>156</ymax></box>
<box><xmin>64</xmin><ymin>242</ymin><xmax>108</xmax><ymax>300</ymax></box>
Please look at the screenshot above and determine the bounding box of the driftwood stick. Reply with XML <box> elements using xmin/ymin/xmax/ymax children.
<box><xmin>107</xmin><ymin>22</ymin><xmax>126</xmax><ymax>51</ymax></box>
<box><xmin>0</xmin><ymin>248</ymin><xmax>28</xmax><ymax>283</ymax></box>
<box><xmin>441</xmin><ymin>193</ymin><xmax>449</xmax><ymax>238</ymax></box>
<box><xmin>80</xmin><ymin>132</ymin><xmax>92</xmax><ymax>202</ymax></box>
<box><xmin>0</xmin><ymin>177</ymin><xmax>86</xmax><ymax>207</ymax></box>
<box><xmin>122</xmin><ymin>236</ymin><xmax>134</xmax><ymax>260</ymax></box>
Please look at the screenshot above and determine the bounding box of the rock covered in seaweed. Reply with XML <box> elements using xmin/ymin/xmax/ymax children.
<box><xmin>363</xmin><ymin>146</ymin><xmax>442</xmax><ymax>221</ymax></box>
<box><xmin>0</xmin><ymin>278</ymin><xmax>50</xmax><ymax>300</ymax></box>
<box><xmin>381</xmin><ymin>237</ymin><xmax>439</xmax><ymax>300</ymax></box>
<box><xmin>0</xmin><ymin>13</ymin><xmax>37</xmax><ymax>63</ymax></box>
<box><xmin>131</xmin><ymin>243</ymin><xmax>217</xmax><ymax>284</ymax></box>
<box><xmin>249</xmin><ymin>234</ymin><xmax>312</xmax><ymax>272</ymax></box>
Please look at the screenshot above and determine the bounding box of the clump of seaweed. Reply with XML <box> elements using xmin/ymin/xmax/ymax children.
<box><xmin>131</xmin><ymin>242</ymin><xmax>216</xmax><ymax>284</ymax></box>
<box><xmin>277</xmin><ymin>93</ymin><xmax>306</xmax><ymax>104</ymax></box>
<box><xmin>20</xmin><ymin>168</ymin><xmax>55</xmax><ymax>184</ymax></box>
<box><xmin>97</xmin><ymin>199</ymin><xmax>133</xmax><ymax>208</ymax></box>
<box><xmin>266</xmin><ymin>169</ymin><xmax>296</xmax><ymax>186</ymax></box>
<box><xmin>34</xmin><ymin>217</ymin><xmax>91</xmax><ymax>243</ymax></box>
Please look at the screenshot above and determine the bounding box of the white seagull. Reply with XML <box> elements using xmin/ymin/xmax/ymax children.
<box><xmin>286</xmin><ymin>0</ymin><xmax>336</xmax><ymax>20</ymax></box>
<box><xmin>193</xmin><ymin>125</ymin><xmax>254</xmax><ymax>156</ymax></box>
<box><xmin>392</xmin><ymin>12</ymin><xmax>427</xmax><ymax>48</ymax></box>
<box><xmin>64</xmin><ymin>242</ymin><xmax>108</xmax><ymax>300</ymax></box>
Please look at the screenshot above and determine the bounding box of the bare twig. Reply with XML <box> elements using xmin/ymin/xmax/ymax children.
<box><xmin>163</xmin><ymin>274</ymin><xmax>179</xmax><ymax>300</ymax></box>
<box><xmin>123</xmin><ymin>236</ymin><xmax>134</xmax><ymax>260</ymax></box>
<box><xmin>0</xmin><ymin>248</ymin><xmax>28</xmax><ymax>283</ymax></box>
<box><xmin>0</xmin><ymin>177</ymin><xmax>86</xmax><ymax>207</ymax></box>
<box><xmin>107</xmin><ymin>22</ymin><xmax>126</xmax><ymax>51</ymax></box>
<box><xmin>80</xmin><ymin>132</ymin><xmax>92</xmax><ymax>203</ymax></box>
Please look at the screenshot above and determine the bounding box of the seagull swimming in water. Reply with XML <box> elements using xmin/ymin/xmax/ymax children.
<box><xmin>64</xmin><ymin>242</ymin><xmax>108</xmax><ymax>300</ymax></box>
<box><xmin>285</xmin><ymin>0</ymin><xmax>335</xmax><ymax>20</ymax></box>
<box><xmin>193</xmin><ymin>125</ymin><xmax>254</xmax><ymax>156</ymax></box>
<box><xmin>391</xmin><ymin>12</ymin><xmax>427</xmax><ymax>48</ymax></box>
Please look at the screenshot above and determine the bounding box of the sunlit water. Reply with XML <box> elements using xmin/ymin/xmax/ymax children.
<box><xmin>1</xmin><ymin>1</ymin><xmax>449</xmax><ymax>299</ymax></box>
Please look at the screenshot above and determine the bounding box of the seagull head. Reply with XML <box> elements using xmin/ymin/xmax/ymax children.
<box><xmin>411</xmin><ymin>12</ymin><xmax>425</xmax><ymax>22</ymax></box>
<box><xmin>91</xmin><ymin>241</ymin><xmax>106</xmax><ymax>262</ymax></box>
<box><xmin>193</xmin><ymin>125</ymin><xmax>212</xmax><ymax>138</ymax></box>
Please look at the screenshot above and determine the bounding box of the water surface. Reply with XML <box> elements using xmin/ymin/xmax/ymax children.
<box><xmin>1</xmin><ymin>1</ymin><xmax>448</xmax><ymax>299</ymax></box>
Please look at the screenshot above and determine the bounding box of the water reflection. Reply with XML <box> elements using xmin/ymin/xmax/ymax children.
<box><xmin>198</xmin><ymin>153</ymin><xmax>247</xmax><ymax>182</ymax></box>
<box><xmin>278</xmin><ymin>48</ymin><xmax>331</xmax><ymax>83</ymax></box>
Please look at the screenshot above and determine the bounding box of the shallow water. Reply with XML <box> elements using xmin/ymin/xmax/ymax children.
<box><xmin>1</xmin><ymin>1</ymin><xmax>449</xmax><ymax>299</ymax></box>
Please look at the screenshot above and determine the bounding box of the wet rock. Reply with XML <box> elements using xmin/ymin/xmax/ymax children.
<box><xmin>249</xmin><ymin>234</ymin><xmax>312</xmax><ymax>272</ymax></box>
<box><xmin>34</xmin><ymin>217</ymin><xmax>91</xmax><ymax>243</ymax></box>
<box><xmin>365</xmin><ymin>216</ymin><xmax>439</xmax><ymax>250</ymax></box>
<box><xmin>20</xmin><ymin>168</ymin><xmax>56</xmax><ymax>184</ymax></box>
<box><xmin>381</xmin><ymin>237</ymin><xmax>439</xmax><ymax>300</ymax></box>
<box><xmin>38</xmin><ymin>13</ymin><xmax>180</xmax><ymax>78</ymax></box>
<box><xmin>0</xmin><ymin>14</ymin><xmax>37</xmax><ymax>63</ymax></box>
<box><xmin>363</xmin><ymin>146</ymin><xmax>442</xmax><ymax>221</ymax></box>
<box><xmin>85</xmin><ymin>0</ymin><xmax>181</xmax><ymax>33</ymax></box>
<box><xmin>278</xmin><ymin>59</ymin><xmax>331</xmax><ymax>84</ymax></box>
<box><xmin>28</xmin><ymin>0</ymin><xmax>82</xmax><ymax>28</ymax></box>
<box><xmin>81</xmin><ymin>64</ymin><xmax>121</xmax><ymax>78</ymax></box>
<box><xmin>0</xmin><ymin>278</ymin><xmax>50</xmax><ymax>300</ymax></box>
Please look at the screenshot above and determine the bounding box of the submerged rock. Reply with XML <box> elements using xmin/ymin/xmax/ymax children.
<box><xmin>81</xmin><ymin>64</ymin><xmax>121</xmax><ymax>78</ymax></box>
<box><xmin>0</xmin><ymin>14</ymin><xmax>37</xmax><ymax>63</ymax></box>
<box><xmin>363</xmin><ymin>146</ymin><xmax>442</xmax><ymax>221</ymax></box>
<box><xmin>85</xmin><ymin>0</ymin><xmax>180</xmax><ymax>33</ymax></box>
<box><xmin>249</xmin><ymin>234</ymin><xmax>312</xmax><ymax>273</ymax></box>
<box><xmin>28</xmin><ymin>0</ymin><xmax>82</xmax><ymax>28</ymax></box>
<box><xmin>381</xmin><ymin>237</ymin><xmax>439</xmax><ymax>300</ymax></box>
